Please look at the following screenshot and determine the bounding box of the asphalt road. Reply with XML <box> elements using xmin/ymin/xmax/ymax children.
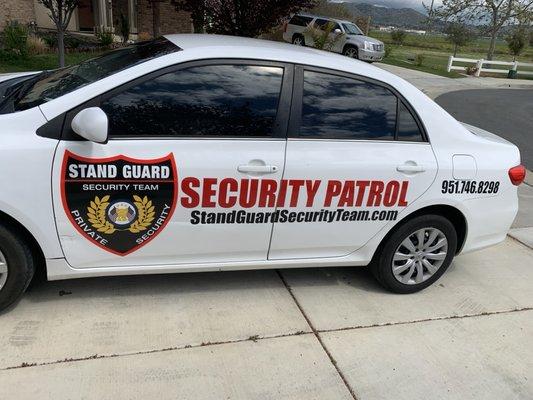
<box><xmin>435</xmin><ymin>89</ymin><xmax>533</xmax><ymax>169</ymax></box>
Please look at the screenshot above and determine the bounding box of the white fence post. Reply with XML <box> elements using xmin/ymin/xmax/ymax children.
<box><xmin>447</xmin><ymin>55</ymin><xmax>453</xmax><ymax>72</ymax></box>
<box><xmin>512</xmin><ymin>61</ymin><xmax>518</xmax><ymax>71</ymax></box>
<box><xmin>475</xmin><ymin>59</ymin><xmax>483</xmax><ymax>77</ymax></box>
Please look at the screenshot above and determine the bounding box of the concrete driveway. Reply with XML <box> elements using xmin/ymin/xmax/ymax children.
<box><xmin>1</xmin><ymin>238</ymin><xmax>532</xmax><ymax>399</ymax></box>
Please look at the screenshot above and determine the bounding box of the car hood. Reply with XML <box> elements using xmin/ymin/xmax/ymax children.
<box><xmin>346</xmin><ymin>35</ymin><xmax>383</xmax><ymax>45</ymax></box>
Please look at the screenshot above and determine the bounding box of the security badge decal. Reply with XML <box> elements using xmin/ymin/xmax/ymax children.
<box><xmin>61</xmin><ymin>151</ymin><xmax>177</xmax><ymax>256</ymax></box>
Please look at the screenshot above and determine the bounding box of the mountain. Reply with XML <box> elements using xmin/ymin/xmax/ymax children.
<box><xmin>339</xmin><ymin>2</ymin><xmax>429</xmax><ymax>29</ymax></box>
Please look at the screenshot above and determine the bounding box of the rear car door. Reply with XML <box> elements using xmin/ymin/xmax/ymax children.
<box><xmin>269</xmin><ymin>66</ymin><xmax>438</xmax><ymax>259</ymax></box>
<box><xmin>52</xmin><ymin>60</ymin><xmax>291</xmax><ymax>268</ymax></box>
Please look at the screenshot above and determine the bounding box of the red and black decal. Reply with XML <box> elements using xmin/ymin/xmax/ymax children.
<box><xmin>61</xmin><ymin>151</ymin><xmax>177</xmax><ymax>256</ymax></box>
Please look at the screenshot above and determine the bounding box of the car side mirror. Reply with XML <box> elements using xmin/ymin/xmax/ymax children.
<box><xmin>71</xmin><ymin>107</ymin><xmax>108</xmax><ymax>144</ymax></box>
<box><xmin>334</xmin><ymin>28</ymin><xmax>342</xmax><ymax>34</ymax></box>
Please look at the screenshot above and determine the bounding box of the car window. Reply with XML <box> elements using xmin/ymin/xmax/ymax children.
<box><xmin>300</xmin><ymin>70</ymin><xmax>397</xmax><ymax>140</ymax></box>
<box><xmin>289</xmin><ymin>15</ymin><xmax>314</xmax><ymax>26</ymax></box>
<box><xmin>101</xmin><ymin>64</ymin><xmax>284</xmax><ymax>138</ymax></box>
<box><xmin>342</xmin><ymin>23</ymin><xmax>363</xmax><ymax>35</ymax></box>
<box><xmin>314</xmin><ymin>19</ymin><xmax>340</xmax><ymax>30</ymax></box>
<box><xmin>11</xmin><ymin>38</ymin><xmax>179</xmax><ymax>112</ymax></box>
<box><xmin>397</xmin><ymin>101</ymin><xmax>424</xmax><ymax>141</ymax></box>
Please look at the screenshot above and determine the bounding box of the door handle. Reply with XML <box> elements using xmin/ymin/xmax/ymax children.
<box><xmin>237</xmin><ymin>164</ymin><xmax>279</xmax><ymax>174</ymax></box>
<box><xmin>397</xmin><ymin>164</ymin><xmax>425</xmax><ymax>173</ymax></box>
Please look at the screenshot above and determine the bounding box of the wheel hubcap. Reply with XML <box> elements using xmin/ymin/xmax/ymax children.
<box><xmin>392</xmin><ymin>228</ymin><xmax>448</xmax><ymax>285</ymax></box>
<box><xmin>345</xmin><ymin>48</ymin><xmax>357</xmax><ymax>58</ymax></box>
<box><xmin>294</xmin><ymin>38</ymin><xmax>303</xmax><ymax>45</ymax></box>
<box><xmin>0</xmin><ymin>249</ymin><xmax>8</xmax><ymax>291</ymax></box>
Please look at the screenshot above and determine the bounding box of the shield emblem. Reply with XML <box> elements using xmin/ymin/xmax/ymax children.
<box><xmin>61</xmin><ymin>151</ymin><xmax>177</xmax><ymax>256</ymax></box>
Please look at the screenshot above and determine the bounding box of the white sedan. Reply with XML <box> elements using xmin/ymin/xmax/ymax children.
<box><xmin>0</xmin><ymin>35</ymin><xmax>526</xmax><ymax>311</ymax></box>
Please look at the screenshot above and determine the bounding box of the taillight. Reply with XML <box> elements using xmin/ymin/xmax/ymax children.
<box><xmin>508</xmin><ymin>165</ymin><xmax>526</xmax><ymax>186</ymax></box>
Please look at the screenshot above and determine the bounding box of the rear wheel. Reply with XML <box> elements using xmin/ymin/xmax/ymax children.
<box><xmin>0</xmin><ymin>223</ymin><xmax>35</xmax><ymax>312</ymax></box>
<box><xmin>343</xmin><ymin>45</ymin><xmax>359</xmax><ymax>59</ymax></box>
<box><xmin>370</xmin><ymin>215</ymin><xmax>457</xmax><ymax>294</ymax></box>
<box><xmin>292</xmin><ymin>34</ymin><xmax>305</xmax><ymax>46</ymax></box>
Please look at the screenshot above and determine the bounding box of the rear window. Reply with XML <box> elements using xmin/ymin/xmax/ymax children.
<box><xmin>289</xmin><ymin>15</ymin><xmax>314</xmax><ymax>26</ymax></box>
<box><xmin>10</xmin><ymin>38</ymin><xmax>180</xmax><ymax>112</ymax></box>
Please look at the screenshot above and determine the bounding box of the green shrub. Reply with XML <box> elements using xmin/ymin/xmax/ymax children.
<box><xmin>415</xmin><ymin>53</ymin><xmax>426</xmax><ymax>66</ymax></box>
<box><xmin>384</xmin><ymin>45</ymin><xmax>393</xmax><ymax>59</ymax></box>
<box><xmin>2</xmin><ymin>20</ymin><xmax>28</xmax><ymax>56</ymax></box>
<box><xmin>97</xmin><ymin>30</ymin><xmax>114</xmax><ymax>47</ymax></box>
<box><xmin>391</xmin><ymin>30</ymin><xmax>406</xmax><ymax>46</ymax></box>
<box><xmin>117</xmin><ymin>13</ymin><xmax>130</xmax><ymax>43</ymax></box>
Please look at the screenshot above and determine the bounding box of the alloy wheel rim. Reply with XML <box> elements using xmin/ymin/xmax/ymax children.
<box><xmin>392</xmin><ymin>227</ymin><xmax>448</xmax><ymax>285</ymax></box>
<box><xmin>0</xmin><ymin>249</ymin><xmax>8</xmax><ymax>291</ymax></box>
<box><xmin>345</xmin><ymin>48</ymin><xmax>358</xmax><ymax>58</ymax></box>
<box><xmin>293</xmin><ymin>37</ymin><xmax>303</xmax><ymax>45</ymax></box>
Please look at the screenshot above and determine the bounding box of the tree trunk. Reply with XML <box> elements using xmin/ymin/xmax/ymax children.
<box><xmin>58</xmin><ymin>30</ymin><xmax>65</xmax><ymax>68</ymax></box>
<box><xmin>152</xmin><ymin>1</ymin><xmax>161</xmax><ymax>38</ymax></box>
<box><xmin>487</xmin><ymin>29</ymin><xmax>497</xmax><ymax>60</ymax></box>
<box><xmin>453</xmin><ymin>43</ymin><xmax>458</xmax><ymax>57</ymax></box>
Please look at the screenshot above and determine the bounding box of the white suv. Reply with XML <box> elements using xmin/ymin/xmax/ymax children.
<box><xmin>283</xmin><ymin>14</ymin><xmax>385</xmax><ymax>62</ymax></box>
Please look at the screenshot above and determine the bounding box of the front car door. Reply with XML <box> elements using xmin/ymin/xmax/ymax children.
<box><xmin>52</xmin><ymin>60</ymin><xmax>292</xmax><ymax>268</ymax></box>
<box><xmin>269</xmin><ymin>66</ymin><xmax>438</xmax><ymax>259</ymax></box>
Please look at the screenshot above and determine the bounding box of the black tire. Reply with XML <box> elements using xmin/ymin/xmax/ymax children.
<box><xmin>0</xmin><ymin>223</ymin><xmax>35</xmax><ymax>312</ymax></box>
<box><xmin>370</xmin><ymin>215</ymin><xmax>457</xmax><ymax>294</ymax></box>
<box><xmin>292</xmin><ymin>34</ymin><xmax>305</xmax><ymax>46</ymax></box>
<box><xmin>343</xmin><ymin>45</ymin><xmax>359</xmax><ymax>59</ymax></box>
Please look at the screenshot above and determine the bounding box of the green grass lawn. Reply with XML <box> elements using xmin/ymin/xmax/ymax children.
<box><xmin>371</xmin><ymin>31</ymin><xmax>533</xmax><ymax>79</ymax></box>
<box><xmin>0</xmin><ymin>50</ymin><xmax>103</xmax><ymax>73</ymax></box>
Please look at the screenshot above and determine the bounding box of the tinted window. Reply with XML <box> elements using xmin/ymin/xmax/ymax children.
<box><xmin>300</xmin><ymin>71</ymin><xmax>397</xmax><ymax>140</ymax></box>
<box><xmin>314</xmin><ymin>19</ymin><xmax>340</xmax><ymax>30</ymax></box>
<box><xmin>13</xmin><ymin>38</ymin><xmax>179</xmax><ymax>112</ymax></box>
<box><xmin>289</xmin><ymin>15</ymin><xmax>313</xmax><ymax>26</ymax></box>
<box><xmin>101</xmin><ymin>65</ymin><xmax>283</xmax><ymax>138</ymax></box>
<box><xmin>397</xmin><ymin>101</ymin><xmax>423</xmax><ymax>141</ymax></box>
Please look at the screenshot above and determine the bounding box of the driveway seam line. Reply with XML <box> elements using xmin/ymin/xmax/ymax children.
<box><xmin>3</xmin><ymin>307</ymin><xmax>530</xmax><ymax>372</ymax></box>
<box><xmin>316</xmin><ymin>306</ymin><xmax>533</xmax><ymax>334</ymax></box>
<box><xmin>0</xmin><ymin>330</ymin><xmax>314</xmax><ymax>372</ymax></box>
<box><xmin>507</xmin><ymin>233</ymin><xmax>533</xmax><ymax>250</ymax></box>
<box><xmin>276</xmin><ymin>270</ymin><xmax>359</xmax><ymax>400</ymax></box>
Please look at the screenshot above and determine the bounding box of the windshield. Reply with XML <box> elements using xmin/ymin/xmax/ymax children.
<box><xmin>1</xmin><ymin>37</ymin><xmax>180</xmax><ymax>114</ymax></box>
<box><xmin>342</xmin><ymin>23</ymin><xmax>363</xmax><ymax>35</ymax></box>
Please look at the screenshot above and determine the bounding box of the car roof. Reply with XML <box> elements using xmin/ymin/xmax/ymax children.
<box><xmin>291</xmin><ymin>13</ymin><xmax>353</xmax><ymax>25</ymax></box>
<box><xmin>163</xmin><ymin>34</ymin><xmax>394</xmax><ymax>82</ymax></box>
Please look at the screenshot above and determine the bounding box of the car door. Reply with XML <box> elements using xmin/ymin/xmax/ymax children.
<box><xmin>52</xmin><ymin>60</ymin><xmax>292</xmax><ymax>268</ymax></box>
<box><xmin>268</xmin><ymin>66</ymin><xmax>438</xmax><ymax>260</ymax></box>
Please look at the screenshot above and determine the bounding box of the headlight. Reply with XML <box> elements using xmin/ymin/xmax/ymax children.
<box><xmin>364</xmin><ymin>41</ymin><xmax>373</xmax><ymax>51</ymax></box>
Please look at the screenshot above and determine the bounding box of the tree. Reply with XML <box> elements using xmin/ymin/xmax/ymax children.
<box><xmin>506</xmin><ymin>28</ymin><xmax>527</xmax><ymax>60</ymax></box>
<box><xmin>39</xmin><ymin>0</ymin><xmax>79</xmax><ymax>67</ymax></box>
<box><xmin>391</xmin><ymin>29</ymin><xmax>407</xmax><ymax>45</ymax></box>
<box><xmin>432</xmin><ymin>0</ymin><xmax>533</xmax><ymax>60</ymax></box>
<box><xmin>307</xmin><ymin>0</ymin><xmax>371</xmax><ymax>34</ymax></box>
<box><xmin>174</xmin><ymin>0</ymin><xmax>317</xmax><ymax>37</ymax></box>
<box><xmin>171</xmin><ymin>0</ymin><xmax>206</xmax><ymax>33</ymax></box>
<box><xmin>445</xmin><ymin>22</ymin><xmax>473</xmax><ymax>56</ymax></box>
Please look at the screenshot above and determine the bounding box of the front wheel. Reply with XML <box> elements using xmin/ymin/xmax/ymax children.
<box><xmin>292</xmin><ymin>35</ymin><xmax>305</xmax><ymax>46</ymax></box>
<box><xmin>0</xmin><ymin>223</ymin><xmax>35</xmax><ymax>312</ymax></box>
<box><xmin>343</xmin><ymin>45</ymin><xmax>359</xmax><ymax>59</ymax></box>
<box><xmin>370</xmin><ymin>215</ymin><xmax>457</xmax><ymax>294</ymax></box>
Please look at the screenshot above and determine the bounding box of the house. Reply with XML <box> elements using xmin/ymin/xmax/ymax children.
<box><xmin>0</xmin><ymin>0</ymin><xmax>192</xmax><ymax>39</ymax></box>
